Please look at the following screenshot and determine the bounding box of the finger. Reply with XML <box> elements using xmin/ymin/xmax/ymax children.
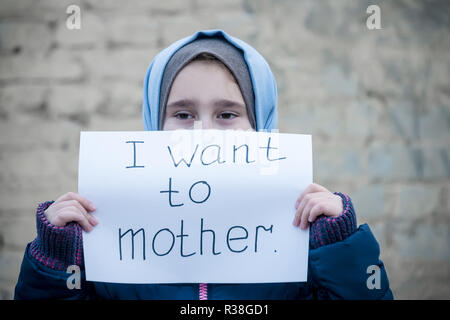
<box><xmin>55</xmin><ymin>208</ymin><xmax>94</xmax><ymax>232</ymax></box>
<box><xmin>56</xmin><ymin>192</ymin><xmax>96</xmax><ymax>212</ymax></box>
<box><xmin>293</xmin><ymin>192</ymin><xmax>323</xmax><ymax>227</ymax></box>
<box><xmin>49</xmin><ymin>200</ymin><xmax>90</xmax><ymax>225</ymax></box>
<box><xmin>88</xmin><ymin>212</ymin><xmax>98</xmax><ymax>226</ymax></box>
<box><xmin>58</xmin><ymin>199</ymin><xmax>98</xmax><ymax>225</ymax></box>
<box><xmin>300</xmin><ymin>198</ymin><xmax>318</xmax><ymax>230</ymax></box>
<box><xmin>292</xmin><ymin>207</ymin><xmax>302</xmax><ymax>227</ymax></box>
<box><xmin>293</xmin><ymin>197</ymin><xmax>307</xmax><ymax>227</ymax></box>
<box><xmin>308</xmin><ymin>203</ymin><xmax>327</xmax><ymax>223</ymax></box>
<box><xmin>58</xmin><ymin>199</ymin><xmax>88</xmax><ymax>214</ymax></box>
<box><xmin>293</xmin><ymin>195</ymin><xmax>310</xmax><ymax>227</ymax></box>
<box><xmin>295</xmin><ymin>183</ymin><xmax>329</xmax><ymax>209</ymax></box>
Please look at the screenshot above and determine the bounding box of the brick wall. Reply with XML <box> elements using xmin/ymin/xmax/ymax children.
<box><xmin>0</xmin><ymin>0</ymin><xmax>449</xmax><ymax>299</ymax></box>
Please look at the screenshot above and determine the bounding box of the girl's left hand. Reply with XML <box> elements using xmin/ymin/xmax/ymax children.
<box><xmin>292</xmin><ymin>183</ymin><xmax>344</xmax><ymax>230</ymax></box>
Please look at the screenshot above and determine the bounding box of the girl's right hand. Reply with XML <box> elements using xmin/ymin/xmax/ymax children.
<box><xmin>44</xmin><ymin>192</ymin><xmax>98</xmax><ymax>232</ymax></box>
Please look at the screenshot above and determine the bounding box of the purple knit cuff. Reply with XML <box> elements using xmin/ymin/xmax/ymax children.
<box><xmin>28</xmin><ymin>201</ymin><xmax>84</xmax><ymax>271</ymax></box>
<box><xmin>309</xmin><ymin>192</ymin><xmax>357</xmax><ymax>249</ymax></box>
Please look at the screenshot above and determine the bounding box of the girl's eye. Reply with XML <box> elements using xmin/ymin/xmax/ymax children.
<box><xmin>218</xmin><ymin>112</ymin><xmax>237</xmax><ymax>120</ymax></box>
<box><xmin>175</xmin><ymin>112</ymin><xmax>194</xmax><ymax>120</ymax></box>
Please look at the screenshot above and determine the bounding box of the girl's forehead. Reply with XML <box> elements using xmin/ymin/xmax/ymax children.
<box><xmin>169</xmin><ymin>62</ymin><xmax>242</xmax><ymax>98</ymax></box>
<box><xmin>176</xmin><ymin>60</ymin><xmax>236</xmax><ymax>81</ymax></box>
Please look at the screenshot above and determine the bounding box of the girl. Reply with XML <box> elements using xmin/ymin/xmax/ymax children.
<box><xmin>14</xmin><ymin>29</ymin><xmax>393</xmax><ymax>300</ymax></box>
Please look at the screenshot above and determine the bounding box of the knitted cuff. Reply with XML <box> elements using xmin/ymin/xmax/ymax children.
<box><xmin>309</xmin><ymin>192</ymin><xmax>357</xmax><ymax>250</ymax></box>
<box><xmin>28</xmin><ymin>201</ymin><xmax>84</xmax><ymax>271</ymax></box>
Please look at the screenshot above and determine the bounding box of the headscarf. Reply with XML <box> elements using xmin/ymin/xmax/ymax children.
<box><xmin>142</xmin><ymin>29</ymin><xmax>278</xmax><ymax>131</ymax></box>
<box><xmin>158</xmin><ymin>37</ymin><xmax>256</xmax><ymax>130</ymax></box>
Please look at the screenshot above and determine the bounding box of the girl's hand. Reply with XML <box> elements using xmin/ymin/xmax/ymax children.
<box><xmin>44</xmin><ymin>192</ymin><xmax>98</xmax><ymax>232</ymax></box>
<box><xmin>292</xmin><ymin>183</ymin><xmax>343</xmax><ymax>230</ymax></box>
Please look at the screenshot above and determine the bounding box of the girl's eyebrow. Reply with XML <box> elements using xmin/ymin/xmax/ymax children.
<box><xmin>214</xmin><ymin>99</ymin><xmax>245</xmax><ymax>109</ymax></box>
<box><xmin>166</xmin><ymin>99</ymin><xmax>245</xmax><ymax>109</ymax></box>
<box><xmin>166</xmin><ymin>99</ymin><xmax>197</xmax><ymax>108</ymax></box>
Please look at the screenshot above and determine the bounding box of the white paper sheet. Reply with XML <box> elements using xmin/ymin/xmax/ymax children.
<box><xmin>78</xmin><ymin>129</ymin><xmax>312</xmax><ymax>284</ymax></box>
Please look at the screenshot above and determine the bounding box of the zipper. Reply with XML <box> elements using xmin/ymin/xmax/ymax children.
<box><xmin>199</xmin><ymin>283</ymin><xmax>208</xmax><ymax>300</ymax></box>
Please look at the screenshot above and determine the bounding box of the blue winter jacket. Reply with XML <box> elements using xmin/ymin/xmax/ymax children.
<box><xmin>14</xmin><ymin>30</ymin><xmax>393</xmax><ymax>300</ymax></box>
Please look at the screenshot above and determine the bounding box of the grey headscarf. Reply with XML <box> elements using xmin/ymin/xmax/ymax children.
<box><xmin>158</xmin><ymin>37</ymin><xmax>256</xmax><ymax>129</ymax></box>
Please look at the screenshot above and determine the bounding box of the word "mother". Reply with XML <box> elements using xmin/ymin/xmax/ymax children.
<box><xmin>118</xmin><ymin>218</ymin><xmax>274</xmax><ymax>260</ymax></box>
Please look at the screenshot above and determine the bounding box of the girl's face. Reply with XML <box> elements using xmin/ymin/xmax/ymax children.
<box><xmin>162</xmin><ymin>60</ymin><xmax>254</xmax><ymax>131</ymax></box>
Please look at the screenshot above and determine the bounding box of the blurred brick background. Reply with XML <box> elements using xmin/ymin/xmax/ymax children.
<box><xmin>0</xmin><ymin>0</ymin><xmax>449</xmax><ymax>299</ymax></box>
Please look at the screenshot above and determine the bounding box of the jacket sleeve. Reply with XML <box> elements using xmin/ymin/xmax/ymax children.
<box><xmin>306</xmin><ymin>193</ymin><xmax>393</xmax><ymax>300</ymax></box>
<box><xmin>308</xmin><ymin>223</ymin><xmax>393</xmax><ymax>299</ymax></box>
<box><xmin>14</xmin><ymin>201</ymin><xmax>95</xmax><ymax>300</ymax></box>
